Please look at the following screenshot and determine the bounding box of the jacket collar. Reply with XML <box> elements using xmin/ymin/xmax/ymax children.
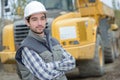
<box><xmin>28</xmin><ymin>29</ymin><xmax>50</xmax><ymax>43</ymax></box>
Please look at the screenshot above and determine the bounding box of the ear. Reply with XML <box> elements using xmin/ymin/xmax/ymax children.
<box><xmin>25</xmin><ymin>19</ymin><xmax>30</xmax><ymax>27</ymax></box>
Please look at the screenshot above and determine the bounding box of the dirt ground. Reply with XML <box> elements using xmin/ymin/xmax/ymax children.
<box><xmin>0</xmin><ymin>63</ymin><xmax>20</xmax><ymax>80</ymax></box>
<box><xmin>0</xmin><ymin>55</ymin><xmax>120</xmax><ymax>80</ymax></box>
<box><xmin>69</xmin><ymin>55</ymin><xmax>120</xmax><ymax>80</ymax></box>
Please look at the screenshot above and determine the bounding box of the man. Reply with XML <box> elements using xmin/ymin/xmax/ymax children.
<box><xmin>15</xmin><ymin>1</ymin><xmax>75</xmax><ymax>80</ymax></box>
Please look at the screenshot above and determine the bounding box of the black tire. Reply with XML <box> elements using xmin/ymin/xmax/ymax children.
<box><xmin>104</xmin><ymin>45</ymin><xmax>115</xmax><ymax>63</ymax></box>
<box><xmin>117</xmin><ymin>37</ymin><xmax>120</xmax><ymax>55</ymax></box>
<box><xmin>77</xmin><ymin>35</ymin><xmax>104</xmax><ymax>77</ymax></box>
<box><xmin>114</xmin><ymin>38</ymin><xmax>120</xmax><ymax>58</ymax></box>
<box><xmin>103</xmin><ymin>31</ymin><xmax>116</xmax><ymax>63</ymax></box>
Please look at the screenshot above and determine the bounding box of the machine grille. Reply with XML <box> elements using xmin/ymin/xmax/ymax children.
<box><xmin>14</xmin><ymin>24</ymin><xmax>29</xmax><ymax>45</ymax></box>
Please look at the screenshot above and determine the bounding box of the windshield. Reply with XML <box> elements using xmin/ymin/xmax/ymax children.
<box><xmin>36</xmin><ymin>0</ymin><xmax>74</xmax><ymax>11</ymax></box>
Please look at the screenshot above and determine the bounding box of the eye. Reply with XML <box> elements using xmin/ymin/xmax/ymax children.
<box><xmin>31</xmin><ymin>17</ymin><xmax>38</xmax><ymax>21</ymax></box>
<box><xmin>40</xmin><ymin>16</ymin><xmax>46</xmax><ymax>20</ymax></box>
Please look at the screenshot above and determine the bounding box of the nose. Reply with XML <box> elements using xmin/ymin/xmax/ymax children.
<box><xmin>38</xmin><ymin>20</ymin><xmax>42</xmax><ymax>25</ymax></box>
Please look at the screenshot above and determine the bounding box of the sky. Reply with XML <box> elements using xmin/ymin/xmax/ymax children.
<box><xmin>101</xmin><ymin>0</ymin><xmax>120</xmax><ymax>9</ymax></box>
<box><xmin>101</xmin><ymin>0</ymin><xmax>113</xmax><ymax>8</ymax></box>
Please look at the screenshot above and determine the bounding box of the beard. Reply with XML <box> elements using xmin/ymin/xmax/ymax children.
<box><xmin>31</xmin><ymin>28</ymin><xmax>44</xmax><ymax>34</ymax></box>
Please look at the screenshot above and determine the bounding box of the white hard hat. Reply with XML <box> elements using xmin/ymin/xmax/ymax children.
<box><xmin>24</xmin><ymin>1</ymin><xmax>47</xmax><ymax>18</ymax></box>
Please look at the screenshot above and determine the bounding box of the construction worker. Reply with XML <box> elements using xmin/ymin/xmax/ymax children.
<box><xmin>15</xmin><ymin>1</ymin><xmax>76</xmax><ymax>80</ymax></box>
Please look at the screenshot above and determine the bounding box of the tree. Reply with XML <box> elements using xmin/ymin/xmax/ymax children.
<box><xmin>12</xmin><ymin>0</ymin><xmax>27</xmax><ymax>17</ymax></box>
<box><xmin>112</xmin><ymin>0</ymin><xmax>116</xmax><ymax>9</ymax></box>
<box><xmin>112</xmin><ymin>0</ymin><xmax>120</xmax><ymax>27</ymax></box>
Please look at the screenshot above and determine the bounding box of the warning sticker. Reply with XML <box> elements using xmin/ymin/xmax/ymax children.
<box><xmin>59</xmin><ymin>26</ymin><xmax>77</xmax><ymax>40</ymax></box>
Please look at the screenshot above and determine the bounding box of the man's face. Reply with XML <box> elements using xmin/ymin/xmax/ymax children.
<box><xmin>26</xmin><ymin>13</ymin><xmax>47</xmax><ymax>34</ymax></box>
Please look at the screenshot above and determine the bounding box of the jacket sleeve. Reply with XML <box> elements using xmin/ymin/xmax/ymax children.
<box><xmin>51</xmin><ymin>38</ymin><xmax>76</xmax><ymax>71</ymax></box>
<box><xmin>55</xmin><ymin>46</ymin><xmax>76</xmax><ymax>71</ymax></box>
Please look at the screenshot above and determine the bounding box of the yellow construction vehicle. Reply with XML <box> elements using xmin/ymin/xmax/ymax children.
<box><xmin>0</xmin><ymin>0</ymin><xmax>119</xmax><ymax>77</ymax></box>
<box><xmin>78</xmin><ymin>0</ymin><xmax>119</xmax><ymax>63</ymax></box>
<box><xmin>52</xmin><ymin>0</ymin><xmax>119</xmax><ymax>77</ymax></box>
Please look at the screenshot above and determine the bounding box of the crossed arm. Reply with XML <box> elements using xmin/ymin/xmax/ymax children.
<box><xmin>22</xmin><ymin>47</ymin><xmax>75</xmax><ymax>80</ymax></box>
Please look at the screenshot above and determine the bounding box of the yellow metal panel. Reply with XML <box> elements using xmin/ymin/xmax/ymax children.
<box><xmin>2</xmin><ymin>24</ymin><xmax>15</xmax><ymax>51</ymax></box>
<box><xmin>77</xmin><ymin>0</ymin><xmax>114</xmax><ymax>18</ymax></box>
<box><xmin>77</xmin><ymin>21</ymin><xmax>87</xmax><ymax>41</ymax></box>
<box><xmin>65</xmin><ymin>43</ymin><xmax>95</xmax><ymax>59</ymax></box>
<box><xmin>0</xmin><ymin>51</ymin><xmax>16</xmax><ymax>63</ymax></box>
<box><xmin>52</xmin><ymin>11</ymin><xmax>97</xmax><ymax>60</ymax></box>
<box><xmin>52</xmin><ymin>12</ymin><xmax>81</xmax><ymax>38</ymax></box>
